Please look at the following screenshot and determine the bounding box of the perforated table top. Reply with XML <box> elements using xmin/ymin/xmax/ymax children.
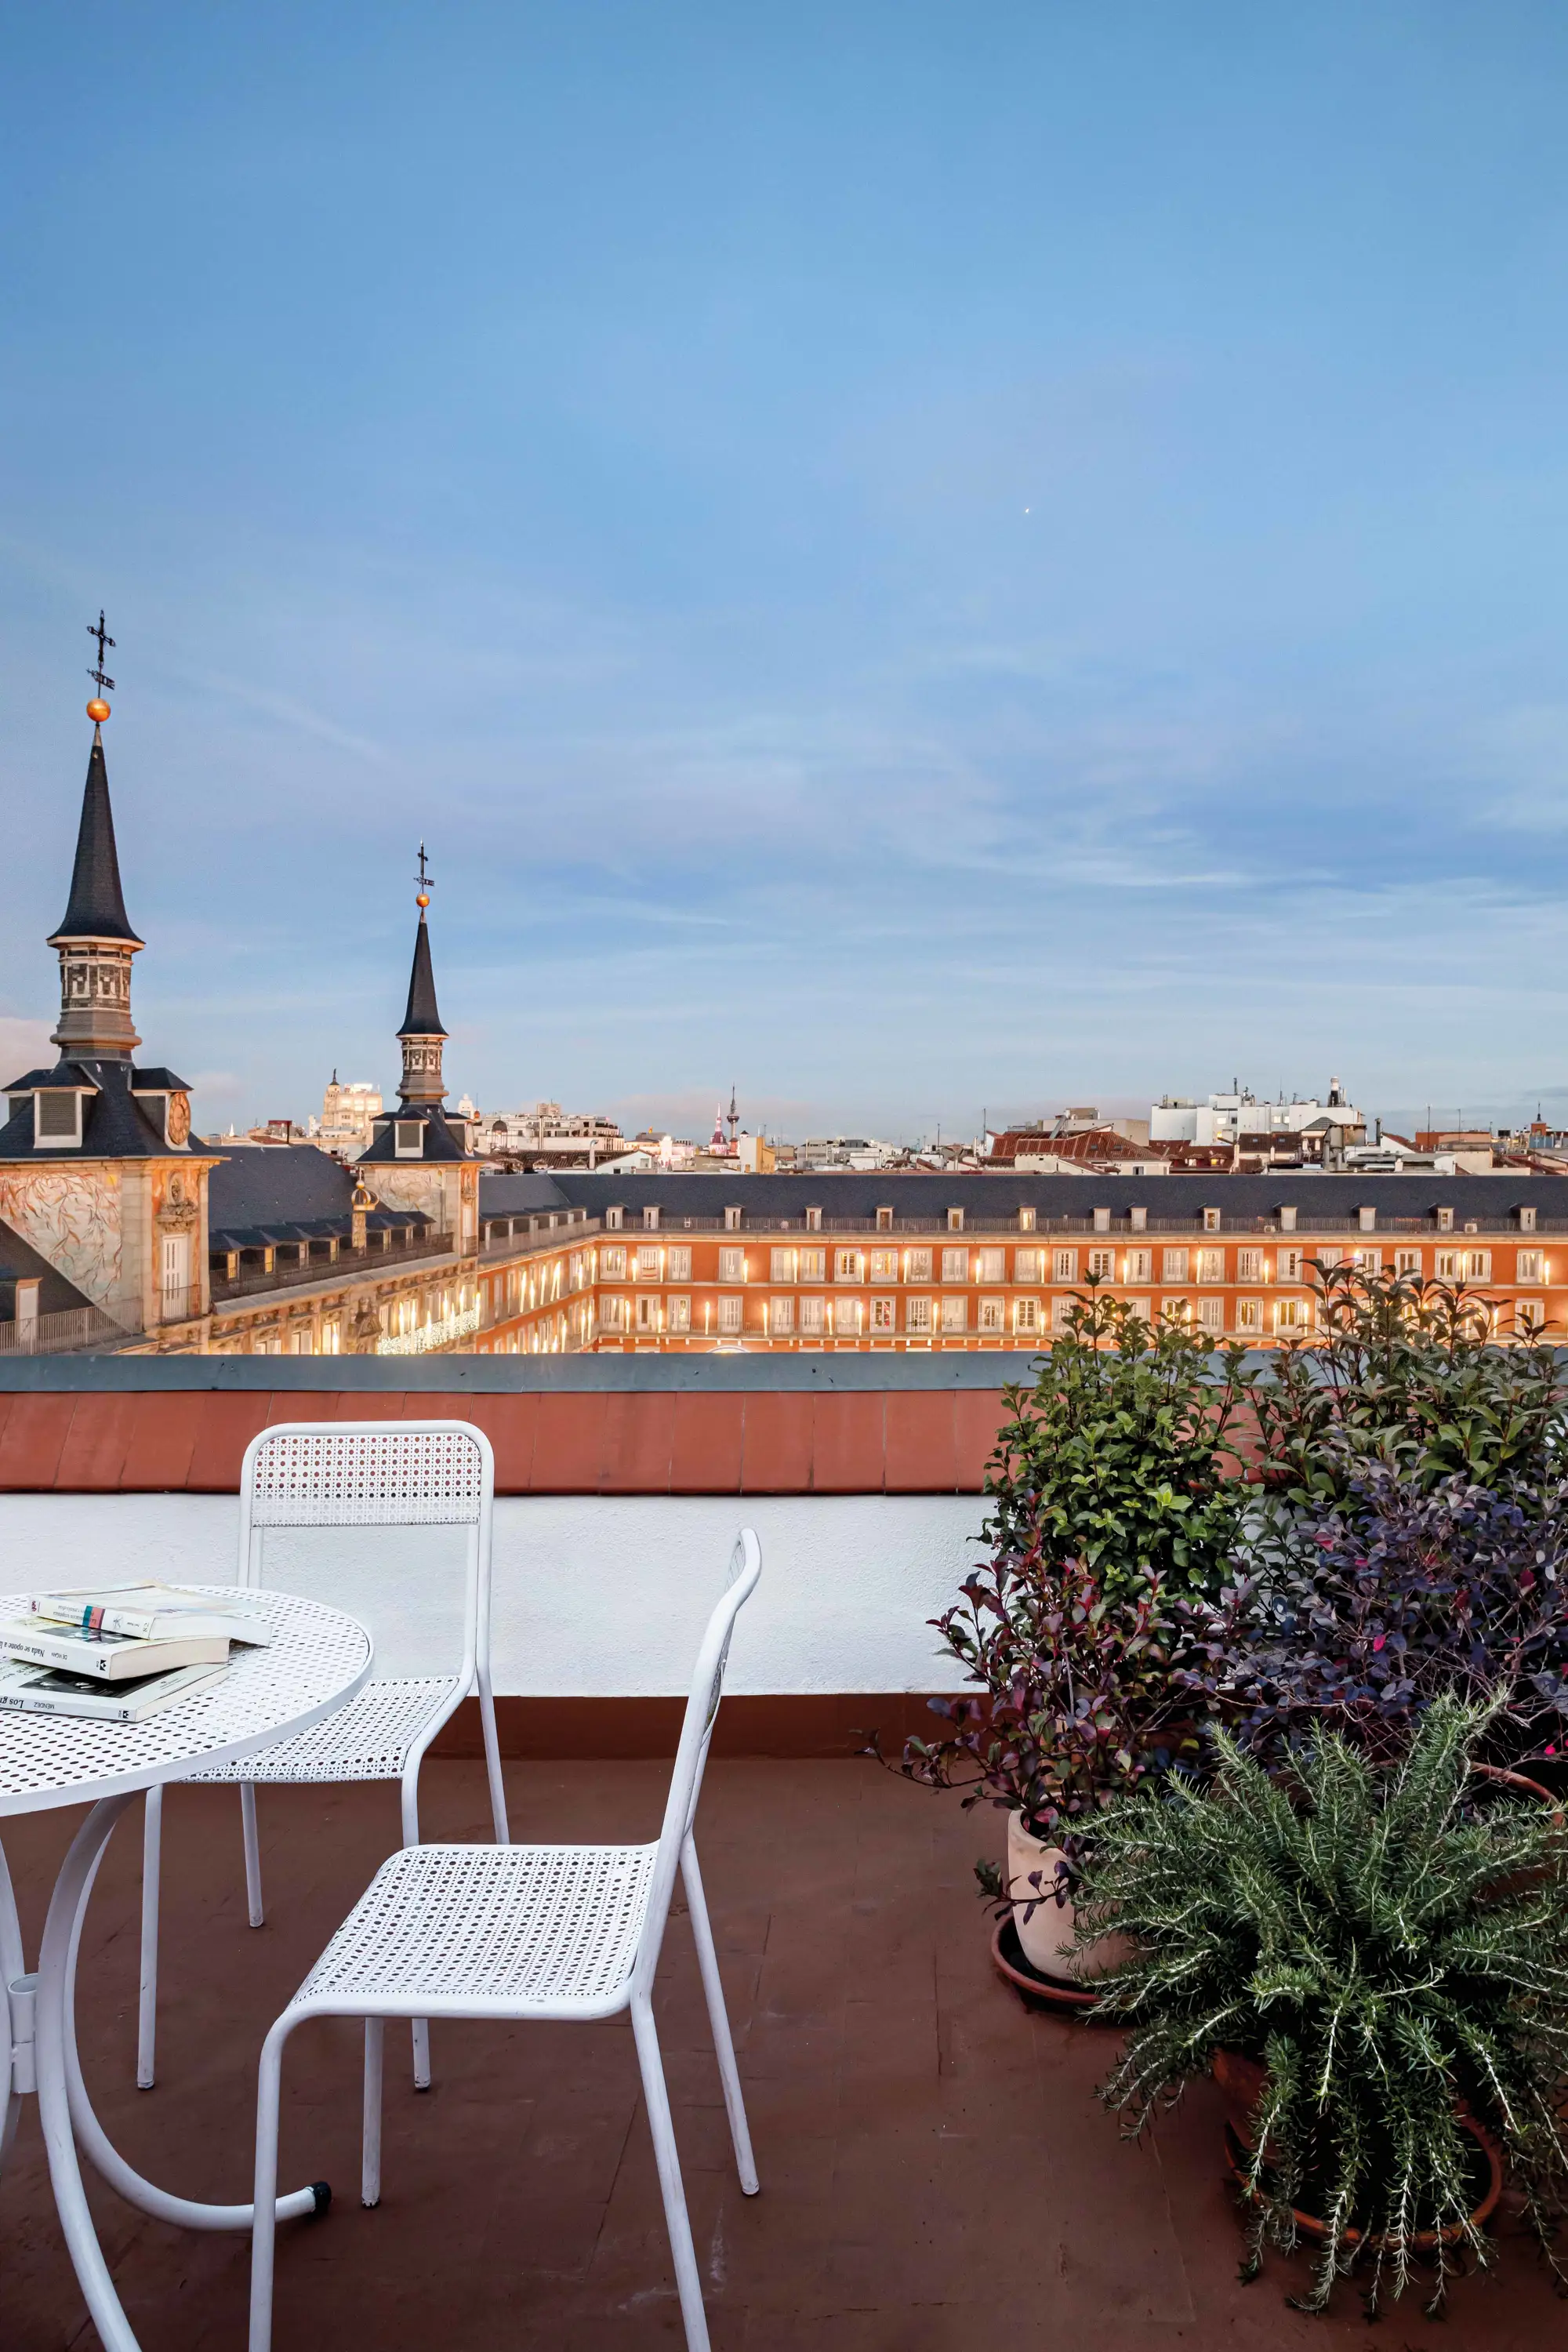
<box><xmin>0</xmin><ymin>1587</ymin><xmax>373</xmax><ymax>1817</ymax></box>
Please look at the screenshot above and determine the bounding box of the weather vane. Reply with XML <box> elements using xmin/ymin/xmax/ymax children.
<box><xmin>87</xmin><ymin>610</ymin><xmax>115</xmax><ymax>694</ymax></box>
<box><xmin>415</xmin><ymin>842</ymin><xmax>434</xmax><ymax>909</ymax></box>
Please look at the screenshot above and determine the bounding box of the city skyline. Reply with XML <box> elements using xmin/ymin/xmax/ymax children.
<box><xmin>5</xmin><ymin>7</ymin><xmax>1568</xmax><ymax>1135</ymax></box>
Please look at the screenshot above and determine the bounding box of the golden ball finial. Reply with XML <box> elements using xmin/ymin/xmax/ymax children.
<box><xmin>86</xmin><ymin>697</ymin><xmax>111</xmax><ymax>723</ymax></box>
<box><xmin>416</xmin><ymin>891</ymin><xmax>430</xmax><ymax>909</ymax></box>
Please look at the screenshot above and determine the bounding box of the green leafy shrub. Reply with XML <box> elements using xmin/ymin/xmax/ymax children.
<box><xmin>986</xmin><ymin>1283</ymin><xmax>1253</xmax><ymax>1602</ymax></box>
<box><xmin>1247</xmin><ymin>1262</ymin><xmax>1566</xmax><ymax>1510</ymax></box>
<box><xmin>1080</xmin><ymin>1700</ymin><xmax>1568</xmax><ymax>2314</ymax></box>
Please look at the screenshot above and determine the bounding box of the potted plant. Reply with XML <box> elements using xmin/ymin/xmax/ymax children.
<box><xmin>1179</xmin><ymin>1466</ymin><xmax>1568</xmax><ymax>1784</ymax></box>
<box><xmin>1077</xmin><ymin>1699</ymin><xmax>1568</xmax><ymax>2314</ymax></box>
<box><xmin>895</xmin><ymin>1548</ymin><xmax>1186</xmax><ymax>1998</ymax></box>
<box><xmin>887</xmin><ymin>1290</ymin><xmax>1247</xmax><ymax>1998</ymax></box>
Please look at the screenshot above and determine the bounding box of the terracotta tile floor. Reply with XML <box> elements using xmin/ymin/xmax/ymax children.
<box><xmin>2</xmin><ymin>1759</ymin><xmax>1563</xmax><ymax>2350</ymax></box>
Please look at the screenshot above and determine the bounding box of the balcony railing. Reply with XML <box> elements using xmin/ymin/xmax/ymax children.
<box><xmin>209</xmin><ymin>1229</ymin><xmax>455</xmax><ymax>1305</ymax></box>
<box><xmin>0</xmin><ymin>1303</ymin><xmax>129</xmax><ymax>1355</ymax></box>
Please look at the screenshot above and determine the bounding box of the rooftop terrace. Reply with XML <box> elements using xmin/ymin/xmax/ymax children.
<box><xmin>6</xmin><ymin>1761</ymin><xmax>1560</xmax><ymax>2351</ymax></box>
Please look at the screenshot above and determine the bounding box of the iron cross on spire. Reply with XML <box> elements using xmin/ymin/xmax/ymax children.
<box><xmin>86</xmin><ymin>609</ymin><xmax>115</xmax><ymax>693</ymax></box>
<box><xmin>415</xmin><ymin>843</ymin><xmax>434</xmax><ymax>893</ymax></box>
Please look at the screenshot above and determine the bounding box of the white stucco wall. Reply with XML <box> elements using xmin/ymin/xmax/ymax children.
<box><xmin>0</xmin><ymin>1493</ymin><xmax>985</xmax><ymax>1695</ymax></box>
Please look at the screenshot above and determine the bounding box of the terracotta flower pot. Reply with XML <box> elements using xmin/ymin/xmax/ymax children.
<box><xmin>1004</xmin><ymin>1813</ymin><xmax>1134</xmax><ymax>1982</ymax></box>
<box><xmin>1212</xmin><ymin>2047</ymin><xmax>1504</xmax><ymax>2252</ymax></box>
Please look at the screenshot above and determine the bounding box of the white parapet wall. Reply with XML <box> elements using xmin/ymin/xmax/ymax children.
<box><xmin>0</xmin><ymin>1491</ymin><xmax>985</xmax><ymax>1696</ymax></box>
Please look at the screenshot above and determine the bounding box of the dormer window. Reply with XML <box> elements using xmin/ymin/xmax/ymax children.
<box><xmin>34</xmin><ymin>1090</ymin><xmax>82</xmax><ymax>1148</ymax></box>
<box><xmin>724</xmin><ymin>1204</ymin><xmax>742</xmax><ymax>1231</ymax></box>
<box><xmin>643</xmin><ymin>1205</ymin><xmax>660</xmax><ymax>1231</ymax></box>
<box><xmin>394</xmin><ymin>1120</ymin><xmax>423</xmax><ymax>1157</ymax></box>
<box><xmin>605</xmin><ymin>1205</ymin><xmax>624</xmax><ymax>1231</ymax></box>
<box><xmin>1436</xmin><ymin>1206</ymin><xmax>1454</xmax><ymax>1233</ymax></box>
<box><xmin>805</xmin><ymin>1205</ymin><xmax>822</xmax><ymax>1232</ymax></box>
<box><xmin>947</xmin><ymin>1207</ymin><xmax>964</xmax><ymax>1232</ymax></box>
<box><xmin>876</xmin><ymin>1205</ymin><xmax>893</xmax><ymax>1231</ymax></box>
<box><xmin>1018</xmin><ymin>1206</ymin><xmax>1036</xmax><ymax>1232</ymax></box>
<box><xmin>1519</xmin><ymin>1205</ymin><xmax>1538</xmax><ymax>1233</ymax></box>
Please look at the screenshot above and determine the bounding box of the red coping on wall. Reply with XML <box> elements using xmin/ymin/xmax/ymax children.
<box><xmin>0</xmin><ymin>1386</ymin><xmax>1008</xmax><ymax>1496</ymax></box>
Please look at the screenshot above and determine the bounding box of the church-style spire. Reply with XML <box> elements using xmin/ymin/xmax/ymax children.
<box><xmin>395</xmin><ymin>843</ymin><xmax>448</xmax><ymax>1105</ymax></box>
<box><xmin>49</xmin><ymin>665</ymin><xmax>143</xmax><ymax>1058</ymax></box>
<box><xmin>52</xmin><ymin>727</ymin><xmax>142</xmax><ymax>945</ymax></box>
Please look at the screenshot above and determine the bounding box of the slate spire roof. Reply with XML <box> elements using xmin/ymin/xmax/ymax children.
<box><xmin>397</xmin><ymin>910</ymin><xmax>447</xmax><ymax>1039</ymax></box>
<box><xmin>49</xmin><ymin>726</ymin><xmax>143</xmax><ymax>946</ymax></box>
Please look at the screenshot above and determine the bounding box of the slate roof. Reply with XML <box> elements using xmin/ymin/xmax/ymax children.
<box><xmin>398</xmin><ymin>916</ymin><xmax>445</xmax><ymax>1037</ymax></box>
<box><xmin>206</xmin><ymin>1143</ymin><xmax>434</xmax><ymax>1251</ymax></box>
<box><xmin>477</xmin><ymin>1171</ymin><xmax>574</xmax><ymax>1218</ymax></box>
<box><xmin>0</xmin><ymin>1061</ymin><xmax>187</xmax><ymax>1161</ymax></box>
<box><xmin>358</xmin><ymin>1105</ymin><xmax>470</xmax><ymax>1163</ymax></box>
<box><xmin>49</xmin><ymin>729</ymin><xmax>141</xmax><ymax>945</ymax></box>
<box><xmin>542</xmin><ymin>1168</ymin><xmax>1568</xmax><ymax>1229</ymax></box>
<box><xmin>0</xmin><ymin>1216</ymin><xmax>100</xmax><ymax>1319</ymax></box>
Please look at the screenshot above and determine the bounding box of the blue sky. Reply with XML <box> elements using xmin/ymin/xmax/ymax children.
<box><xmin>4</xmin><ymin>3</ymin><xmax>1568</xmax><ymax>1143</ymax></box>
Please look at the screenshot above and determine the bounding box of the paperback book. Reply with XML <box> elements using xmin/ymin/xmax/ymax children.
<box><xmin>27</xmin><ymin>1582</ymin><xmax>270</xmax><ymax>1647</ymax></box>
<box><xmin>0</xmin><ymin>1617</ymin><xmax>229</xmax><ymax>1682</ymax></box>
<box><xmin>0</xmin><ymin>1657</ymin><xmax>228</xmax><ymax>1723</ymax></box>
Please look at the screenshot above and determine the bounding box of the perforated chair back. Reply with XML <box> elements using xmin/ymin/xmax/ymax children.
<box><xmin>632</xmin><ymin>1529</ymin><xmax>761</xmax><ymax>2000</ymax></box>
<box><xmin>237</xmin><ymin>1422</ymin><xmax>495</xmax><ymax>1699</ymax></box>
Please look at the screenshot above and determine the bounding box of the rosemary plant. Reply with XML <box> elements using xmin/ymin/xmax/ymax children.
<box><xmin>1079</xmin><ymin>1700</ymin><xmax>1568</xmax><ymax>2314</ymax></box>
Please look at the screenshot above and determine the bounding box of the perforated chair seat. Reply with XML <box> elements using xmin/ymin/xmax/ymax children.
<box><xmin>292</xmin><ymin>1842</ymin><xmax>659</xmax><ymax>2016</ymax></box>
<box><xmin>191</xmin><ymin>1677</ymin><xmax>460</xmax><ymax>1785</ymax></box>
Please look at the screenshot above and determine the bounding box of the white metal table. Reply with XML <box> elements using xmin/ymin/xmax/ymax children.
<box><xmin>0</xmin><ymin>1585</ymin><xmax>373</xmax><ymax>2352</ymax></box>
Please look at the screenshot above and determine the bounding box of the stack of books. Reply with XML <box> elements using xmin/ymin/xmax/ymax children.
<box><xmin>0</xmin><ymin>1583</ymin><xmax>271</xmax><ymax>1723</ymax></box>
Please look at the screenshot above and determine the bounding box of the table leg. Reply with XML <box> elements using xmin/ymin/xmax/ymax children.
<box><xmin>1</xmin><ymin>1834</ymin><xmax>27</xmax><ymax>2177</ymax></box>
<box><xmin>34</xmin><ymin>1794</ymin><xmax>144</xmax><ymax>2352</ymax></box>
<box><xmin>58</xmin><ymin>1800</ymin><xmax>330</xmax><ymax>2232</ymax></box>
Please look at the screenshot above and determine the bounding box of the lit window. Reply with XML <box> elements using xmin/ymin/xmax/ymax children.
<box><xmin>719</xmin><ymin>1246</ymin><xmax>746</xmax><ymax>1282</ymax></box>
<box><xmin>667</xmin><ymin>1294</ymin><xmax>691</xmax><ymax>1332</ymax></box>
<box><xmin>601</xmin><ymin>1246</ymin><xmax>627</xmax><ymax>1279</ymax></box>
<box><xmin>1278</xmin><ymin>1248</ymin><xmax>1303</xmax><ymax>1283</ymax></box>
<box><xmin>906</xmin><ymin>1247</ymin><xmax>932</xmax><ymax>1281</ymax></box>
<box><xmin>978</xmin><ymin>1297</ymin><xmax>1004</xmax><ymax>1332</ymax></box>
<box><xmin>906</xmin><ymin>1295</ymin><xmax>932</xmax><ymax>1332</ymax></box>
<box><xmin>940</xmin><ymin>1295</ymin><xmax>967</xmax><ymax>1332</ymax></box>
<box><xmin>771</xmin><ymin>1295</ymin><xmax>795</xmax><ymax>1334</ymax></box>
<box><xmin>837</xmin><ymin>1297</ymin><xmax>863</xmax><ymax>1335</ymax></box>
<box><xmin>1395</xmin><ymin>1248</ymin><xmax>1421</xmax><ymax>1276</ymax></box>
<box><xmin>1276</xmin><ymin>1297</ymin><xmax>1309</xmax><ymax>1332</ymax></box>
<box><xmin>636</xmin><ymin>1294</ymin><xmax>660</xmax><ymax>1331</ymax></box>
<box><xmin>1052</xmin><ymin>1248</ymin><xmax>1077</xmax><ymax>1282</ymax></box>
<box><xmin>636</xmin><ymin>1245</ymin><xmax>662</xmax><ymax>1279</ymax></box>
<box><xmin>1517</xmin><ymin>1250</ymin><xmax>1544</xmax><ymax>1283</ymax></box>
<box><xmin>1127</xmin><ymin>1247</ymin><xmax>1152</xmax><ymax>1283</ymax></box>
<box><xmin>1196</xmin><ymin>1248</ymin><xmax>1224</xmax><ymax>1284</ymax></box>
<box><xmin>1464</xmin><ymin>1250</ymin><xmax>1492</xmax><ymax>1280</ymax></box>
<box><xmin>601</xmin><ymin>1294</ymin><xmax>630</xmax><ymax>1331</ymax></box>
<box><xmin>1014</xmin><ymin>1298</ymin><xmax>1039</xmax><ymax>1334</ymax></box>
<box><xmin>941</xmin><ymin>1248</ymin><xmax>968</xmax><ymax>1283</ymax></box>
<box><xmin>1516</xmin><ymin>1298</ymin><xmax>1545</xmax><ymax>1334</ymax></box>
<box><xmin>771</xmin><ymin>1247</ymin><xmax>797</xmax><ymax>1282</ymax></box>
<box><xmin>975</xmin><ymin>1248</ymin><xmax>1004</xmax><ymax>1283</ymax></box>
<box><xmin>1087</xmin><ymin>1247</ymin><xmax>1113</xmax><ymax>1279</ymax></box>
<box><xmin>1236</xmin><ymin>1247</ymin><xmax>1263</xmax><ymax>1282</ymax></box>
<box><xmin>800</xmin><ymin>1248</ymin><xmax>826</xmax><ymax>1283</ymax></box>
<box><xmin>717</xmin><ymin>1294</ymin><xmax>744</xmax><ymax>1334</ymax></box>
<box><xmin>870</xmin><ymin>1248</ymin><xmax>899</xmax><ymax>1281</ymax></box>
<box><xmin>1350</xmin><ymin>1247</ymin><xmax>1381</xmax><ymax>1272</ymax></box>
<box><xmin>1235</xmin><ymin>1298</ymin><xmax>1263</xmax><ymax>1334</ymax></box>
<box><xmin>1165</xmin><ymin>1296</ymin><xmax>1192</xmax><ymax>1324</ymax></box>
<box><xmin>835</xmin><ymin>1249</ymin><xmax>864</xmax><ymax>1283</ymax></box>
<box><xmin>1162</xmin><ymin>1248</ymin><xmax>1189</xmax><ymax>1282</ymax></box>
<box><xmin>871</xmin><ymin>1294</ymin><xmax>896</xmax><ymax>1331</ymax></box>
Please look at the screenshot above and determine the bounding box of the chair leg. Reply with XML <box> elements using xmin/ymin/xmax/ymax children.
<box><xmin>241</xmin><ymin>1784</ymin><xmax>264</xmax><ymax>1927</ymax></box>
<box><xmin>631</xmin><ymin>1993</ymin><xmax>712</xmax><ymax>2352</ymax></box>
<box><xmin>136</xmin><ymin>1787</ymin><xmax>162</xmax><ymax>2089</ymax></box>
<box><xmin>477</xmin><ymin>1667</ymin><xmax>510</xmax><ymax>1845</ymax></box>
<box><xmin>249</xmin><ymin>2016</ymin><xmax>291</xmax><ymax>2352</ymax></box>
<box><xmin>401</xmin><ymin>1775</ymin><xmax>432</xmax><ymax>2090</ymax></box>
<box><xmin>361</xmin><ymin>2019</ymin><xmax>383</xmax><ymax>2208</ymax></box>
<box><xmin>681</xmin><ymin>1836</ymin><xmax>758</xmax><ymax>2194</ymax></box>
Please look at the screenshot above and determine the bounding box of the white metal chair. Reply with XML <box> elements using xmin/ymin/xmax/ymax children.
<box><xmin>249</xmin><ymin>1527</ymin><xmax>762</xmax><ymax>2352</ymax></box>
<box><xmin>139</xmin><ymin>1420</ymin><xmax>510</xmax><ymax>2095</ymax></box>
